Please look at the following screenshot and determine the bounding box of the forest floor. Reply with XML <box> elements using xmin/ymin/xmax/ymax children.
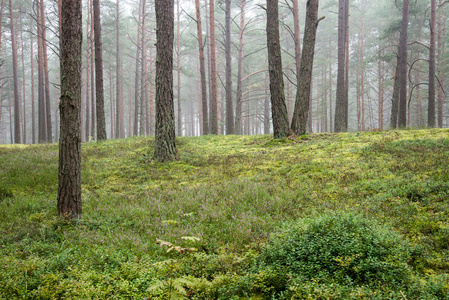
<box><xmin>0</xmin><ymin>129</ymin><xmax>448</xmax><ymax>299</ymax></box>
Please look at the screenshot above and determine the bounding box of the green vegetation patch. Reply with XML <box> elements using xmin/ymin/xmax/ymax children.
<box><xmin>0</xmin><ymin>129</ymin><xmax>449</xmax><ymax>298</ymax></box>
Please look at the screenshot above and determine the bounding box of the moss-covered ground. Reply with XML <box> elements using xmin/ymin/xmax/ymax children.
<box><xmin>0</xmin><ymin>129</ymin><xmax>448</xmax><ymax>299</ymax></box>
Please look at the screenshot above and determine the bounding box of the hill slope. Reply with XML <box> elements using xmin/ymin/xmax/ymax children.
<box><xmin>0</xmin><ymin>129</ymin><xmax>448</xmax><ymax>298</ymax></box>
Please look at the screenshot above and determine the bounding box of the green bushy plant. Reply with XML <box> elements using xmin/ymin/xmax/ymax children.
<box><xmin>258</xmin><ymin>212</ymin><xmax>413</xmax><ymax>288</ymax></box>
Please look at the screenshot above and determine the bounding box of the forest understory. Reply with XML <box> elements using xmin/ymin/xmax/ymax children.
<box><xmin>0</xmin><ymin>129</ymin><xmax>449</xmax><ymax>299</ymax></box>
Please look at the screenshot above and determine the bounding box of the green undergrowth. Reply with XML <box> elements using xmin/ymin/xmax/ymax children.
<box><xmin>0</xmin><ymin>129</ymin><xmax>448</xmax><ymax>299</ymax></box>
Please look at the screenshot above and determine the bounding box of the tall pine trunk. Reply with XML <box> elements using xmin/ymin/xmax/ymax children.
<box><xmin>291</xmin><ymin>0</ymin><xmax>320</xmax><ymax>135</ymax></box>
<box><xmin>225</xmin><ymin>0</ymin><xmax>234</xmax><ymax>134</ymax></box>
<box><xmin>39</xmin><ymin>0</ymin><xmax>52</xmax><ymax>142</ymax></box>
<box><xmin>154</xmin><ymin>0</ymin><xmax>176</xmax><ymax>161</ymax></box>
<box><xmin>266</xmin><ymin>0</ymin><xmax>289</xmax><ymax>139</ymax></box>
<box><xmin>428</xmin><ymin>0</ymin><xmax>436</xmax><ymax>127</ymax></box>
<box><xmin>57</xmin><ymin>0</ymin><xmax>82</xmax><ymax>218</ymax></box>
<box><xmin>235</xmin><ymin>0</ymin><xmax>245</xmax><ymax>134</ymax></box>
<box><xmin>334</xmin><ymin>0</ymin><xmax>347</xmax><ymax>132</ymax></box>
<box><xmin>195</xmin><ymin>0</ymin><xmax>208</xmax><ymax>135</ymax></box>
<box><xmin>93</xmin><ymin>0</ymin><xmax>107</xmax><ymax>140</ymax></box>
<box><xmin>9</xmin><ymin>0</ymin><xmax>21</xmax><ymax>144</ymax></box>
<box><xmin>116</xmin><ymin>0</ymin><xmax>124</xmax><ymax>138</ymax></box>
<box><xmin>209</xmin><ymin>0</ymin><xmax>218</xmax><ymax>134</ymax></box>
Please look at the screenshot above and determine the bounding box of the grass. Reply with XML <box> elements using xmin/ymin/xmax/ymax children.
<box><xmin>0</xmin><ymin>129</ymin><xmax>448</xmax><ymax>299</ymax></box>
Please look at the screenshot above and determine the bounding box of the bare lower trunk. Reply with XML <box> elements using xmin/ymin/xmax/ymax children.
<box><xmin>209</xmin><ymin>0</ymin><xmax>218</xmax><ymax>134</ymax></box>
<box><xmin>291</xmin><ymin>0</ymin><xmax>320</xmax><ymax>135</ymax></box>
<box><xmin>266</xmin><ymin>0</ymin><xmax>289</xmax><ymax>138</ymax></box>
<box><xmin>93</xmin><ymin>0</ymin><xmax>106</xmax><ymax>140</ymax></box>
<box><xmin>428</xmin><ymin>0</ymin><xmax>436</xmax><ymax>127</ymax></box>
<box><xmin>9</xmin><ymin>0</ymin><xmax>21</xmax><ymax>144</ymax></box>
<box><xmin>225</xmin><ymin>0</ymin><xmax>234</xmax><ymax>134</ymax></box>
<box><xmin>154</xmin><ymin>0</ymin><xmax>176</xmax><ymax>161</ymax></box>
<box><xmin>58</xmin><ymin>0</ymin><xmax>82</xmax><ymax>218</ymax></box>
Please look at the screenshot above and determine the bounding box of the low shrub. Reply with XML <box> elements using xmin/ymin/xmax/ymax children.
<box><xmin>258</xmin><ymin>212</ymin><xmax>413</xmax><ymax>288</ymax></box>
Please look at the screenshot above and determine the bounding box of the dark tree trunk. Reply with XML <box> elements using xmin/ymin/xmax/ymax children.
<box><xmin>334</xmin><ymin>0</ymin><xmax>347</xmax><ymax>132</ymax></box>
<box><xmin>30</xmin><ymin>17</ymin><xmax>36</xmax><ymax>144</ymax></box>
<box><xmin>266</xmin><ymin>0</ymin><xmax>289</xmax><ymax>139</ymax></box>
<box><xmin>116</xmin><ymin>0</ymin><xmax>124</xmax><ymax>138</ymax></box>
<box><xmin>437</xmin><ymin>0</ymin><xmax>444</xmax><ymax>128</ymax></box>
<box><xmin>176</xmin><ymin>0</ymin><xmax>182</xmax><ymax>136</ymax></box>
<box><xmin>428</xmin><ymin>0</ymin><xmax>436</xmax><ymax>127</ymax></box>
<box><xmin>9</xmin><ymin>0</ymin><xmax>21</xmax><ymax>144</ymax></box>
<box><xmin>20</xmin><ymin>17</ymin><xmax>26</xmax><ymax>144</ymax></box>
<box><xmin>291</xmin><ymin>0</ymin><xmax>320</xmax><ymax>135</ymax></box>
<box><xmin>209</xmin><ymin>0</ymin><xmax>218</xmax><ymax>134</ymax></box>
<box><xmin>58</xmin><ymin>0</ymin><xmax>82</xmax><ymax>218</ymax></box>
<box><xmin>39</xmin><ymin>0</ymin><xmax>52</xmax><ymax>142</ymax></box>
<box><xmin>396</xmin><ymin>0</ymin><xmax>409</xmax><ymax>128</ymax></box>
<box><xmin>133</xmin><ymin>0</ymin><xmax>142</xmax><ymax>136</ymax></box>
<box><xmin>291</xmin><ymin>0</ymin><xmax>301</xmax><ymax>82</ymax></box>
<box><xmin>93</xmin><ymin>0</ymin><xmax>107</xmax><ymax>140</ymax></box>
<box><xmin>154</xmin><ymin>0</ymin><xmax>176</xmax><ymax>162</ymax></box>
<box><xmin>37</xmin><ymin>0</ymin><xmax>46</xmax><ymax>143</ymax></box>
<box><xmin>225</xmin><ymin>0</ymin><xmax>234</xmax><ymax>134</ymax></box>
<box><xmin>235</xmin><ymin>0</ymin><xmax>245</xmax><ymax>135</ymax></box>
<box><xmin>139</xmin><ymin>0</ymin><xmax>147</xmax><ymax>136</ymax></box>
<box><xmin>195</xmin><ymin>0</ymin><xmax>208</xmax><ymax>135</ymax></box>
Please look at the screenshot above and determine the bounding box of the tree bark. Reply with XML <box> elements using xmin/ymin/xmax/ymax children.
<box><xmin>37</xmin><ymin>0</ymin><xmax>46</xmax><ymax>143</ymax></box>
<box><xmin>9</xmin><ymin>0</ymin><xmax>21</xmax><ymax>144</ymax></box>
<box><xmin>93</xmin><ymin>0</ymin><xmax>107</xmax><ymax>140</ymax></box>
<box><xmin>266</xmin><ymin>0</ymin><xmax>289</xmax><ymax>138</ymax></box>
<box><xmin>397</xmin><ymin>0</ymin><xmax>409</xmax><ymax>128</ymax></box>
<box><xmin>334</xmin><ymin>0</ymin><xmax>347</xmax><ymax>132</ymax></box>
<box><xmin>235</xmin><ymin>0</ymin><xmax>245</xmax><ymax>135</ymax></box>
<box><xmin>39</xmin><ymin>0</ymin><xmax>52</xmax><ymax>142</ymax></box>
<box><xmin>58</xmin><ymin>0</ymin><xmax>82</xmax><ymax>218</ymax></box>
<box><xmin>154</xmin><ymin>0</ymin><xmax>176</xmax><ymax>162</ymax></box>
<box><xmin>30</xmin><ymin>17</ymin><xmax>36</xmax><ymax>144</ymax></box>
<box><xmin>176</xmin><ymin>0</ymin><xmax>182</xmax><ymax>136</ymax></box>
<box><xmin>292</xmin><ymin>0</ymin><xmax>301</xmax><ymax>82</ymax></box>
<box><xmin>195</xmin><ymin>0</ymin><xmax>209</xmax><ymax>135</ymax></box>
<box><xmin>116</xmin><ymin>0</ymin><xmax>124</xmax><ymax>138</ymax></box>
<box><xmin>85</xmin><ymin>1</ymin><xmax>91</xmax><ymax>141</ymax></box>
<box><xmin>134</xmin><ymin>0</ymin><xmax>143</xmax><ymax>136</ymax></box>
<box><xmin>225</xmin><ymin>0</ymin><xmax>234</xmax><ymax>134</ymax></box>
<box><xmin>291</xmin><ymin>0</ymin><xmax>320</xmax><ymax>135</ymax></box>
<box><xmin>209</xmin><ymin>0</ymin><xmax>218</xmax><ymax>134</ymax></box>
<box><xmin>437</xmin><ymin>0</ymin><xmax>444</xmax><ymax>128</ymax></box>
<box><xmin>428</xmin><ymin>0</ymin><xmax>436</xmax><ymax>127</ymax></box>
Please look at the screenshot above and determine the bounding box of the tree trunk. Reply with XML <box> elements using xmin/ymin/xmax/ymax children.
<box><xmin>437</xmin><ymin>0</ymin><xmax>444</xmax><ymax>128</ymax></box>
<box><xmin>9</xmin><ymin>0</ymin><xmax>21</xmax><ymax>144</ymax></box>
<box><xmin>329</xmin><ymin>40</ymin><xmax>333</xmax><ymax>132</ymax></box>
<box><xmin>397</xmin><ymin>0</ymin><xmax>409</xmax><ymax>128</ymax></box>
<box><xmin>266</xmin><ymin>0</ymin><xmax>289</xmax><ymax>138</ymax></box>
<box><xmin>93</xmin><ymin>0</ymin><xmax>107</xmax><ymax>140</ymax></box>
<box><xmin>194</xmin><ymin>0</ymin><xmax>208</xmax><ymax>135</ymax></box>
<box><xmin>39</xmin><ymin>0</ymin><xmax>52</xmax><ymax>142</ymax></box>
<box><xmin>134</xmin><ymin>0</ymin><xmax>143</xmax><ymax>136</ymax></box>
<box><xmin>292</xmin><ymin>0</ymin><xmax>301</xmax><ymax>82</ymax></box>
<box><xmin>235</xmin><ymin>0</ymin><xmax>245</xmax><ymax>135</ymax></box>
<box><xmin>428</xmin><ymin>0</ymin><xmax>436</xmax><ymax>127</ymax></box>
<box><xmin>154</xmin><ymin>0</ymin><xmax>176</xmax><ymax>161</ymax></box>
<box><xmin>90</xmin><ymin>4</ymin><xmax>96</xmax><ymax>139</ymax></box>
<box><xmin>378</xmin><ymin>48</ymin><xmax>383</xmax><ymax>129</ymax></box>
<box><xmin>209</xmin><ymin>0</ymin><xmax>218</xmax><ymax>134</ymax></box>
<box><xmin>37</xmin><ymin>0</ymin><xmax>46</xmax><ymax>143</ymax></box>
<box><xmin>176</xmin><ymin>0</ymin><xmax>182</xmax><ymax>136</ymax></box>
<box><xmin>291</xmin><ymin>0</ymin><xmax>320</xmax><ymax>135</ymax></box>
<box><xmin>30</xmin><ymin>17</ymin><xmax>36</xmax><ymax>144</ymax></box>
<box><xmin>139</xmin><ymin>0</ymin><xmax>147</xmax><ymax>136</ymax></box>
<box><xmin>58</xmin><ymin>0</ymin><xmax>82</xmax><ymax>218</ymax></box>
<box><xmin>85</xmin><ymin>2</ymin><xmax>91</xmax><ymax>141</ymax></box>
<box><xmin>20</xmin><ymin>16</ymin><xmax>26</xmax><ymax>144</ymax></box>
<box><xmin>225</xmin><ymin>0</ymin><xmax>234</xmax><ymax>134</ymax></box>
<box><xmin>334</xmin><ymin>0</ymin><xmax>347</xmax><ymax>132</ymax></box>
<box><xmin>361</xmin><ymin>13</ymin><xmax>365</xmax><ymax>131</ymax></box>
<box><xmin>116</xmin><ymin>0</ymin><xmax>124</xmax><ymax>138</ymax></box>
